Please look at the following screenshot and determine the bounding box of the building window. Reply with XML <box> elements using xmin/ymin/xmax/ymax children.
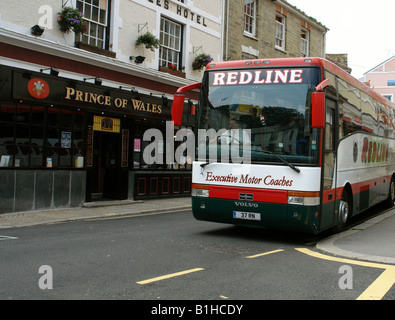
<box><xmin>244</xmin><ymin>0</ymin><xmax>256</xmax><ymax>36</ymax></box>
<box><xmin>383</xmin><ymin>94</ymin><xmax>393</xmax><ymax>102</ymax></box>
<box><xmin>275</xmin><ymin>15</ymin><xmax>285</xmax><ymax>50</ymax></box>
<box><xmin>301</xmin><ymin>29</ymin><xmax>309</xmax><ymax>57</ymax></box>
<box><xmin>76</xmin><ymin>0</ymin><xmax>109</xmax><ymax>49</ymax></box>
<box><xmin>159</xmin><ymin>18</ymin><xmax>182</xmax><ymax>70</ymax></box>
<box><xmin>387</xmin><ymin>80</ymin><xmax>395</xmax><ymax>86</ymax></box>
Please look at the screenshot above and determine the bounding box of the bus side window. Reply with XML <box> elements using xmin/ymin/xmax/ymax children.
<box><xmin>325</xmin><ymin>107</ymin><xmax>335</xmax><ymax>151</ymax></box>
<box><xmin>323</xmin><ymin>100</ymin><xmax>336</xmax><ymax>190</ymax></box>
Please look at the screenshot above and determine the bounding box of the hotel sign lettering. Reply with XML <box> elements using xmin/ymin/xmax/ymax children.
<box><xmin>148</xmin><ymin>0</ymin><xmax>208</xmax><ymax>27</ymax></box>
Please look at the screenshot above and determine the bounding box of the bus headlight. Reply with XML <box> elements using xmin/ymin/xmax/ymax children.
<box><xmin>288</xmin><ymin>191</ymin><xmax>320</xmax><ymax>206</ymax></box>
<box><xmin>192</xmin><ymin>184</ymin><xmax>209</xmax><ymax>197</ymax></box>
<box><xmin>288</xmin><ymin>196</ymin><xmax>304</xmax><ymax>205</ymax></box>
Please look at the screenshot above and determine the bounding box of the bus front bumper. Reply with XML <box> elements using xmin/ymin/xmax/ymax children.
<box><xmin>192</xmin><ymin>196</ymin><xmax>321</xmax><ymax>234</ymax></box>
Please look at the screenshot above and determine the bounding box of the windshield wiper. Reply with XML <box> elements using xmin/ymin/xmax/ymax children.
<box><xmin>258</xmin><ymin>150</ymin><xmax>301</xmax><ymax>173</ymax></box>
<box><xmin>199</xmin><ymin>151</ymin><xmax>300</xmax><ymax>174</ymax></box>
<box><xmin>199</xmin><ymin>161</ymin><xmax>212</xmax><ymax>175</ymax></box>
<box><xmin>200</xmin><ymin>162</ymin><xmax>211</xmax><ymax>168</ymax></box>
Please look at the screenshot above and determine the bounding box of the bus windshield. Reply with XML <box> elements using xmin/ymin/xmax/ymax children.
<box><xmin>197</xmin><ymin>67</ymin><xmax>321</xmax><ymax>165</ymax></box>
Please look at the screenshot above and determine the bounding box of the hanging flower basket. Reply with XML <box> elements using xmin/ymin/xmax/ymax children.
<box><xmin>57</xmin><ymin>7</ymin><xmax>86</xmax><ymax>34</ymax></box>
<box><xmin>192</xmin><ymin>53</ymin><xmax>213</xmax><ymax>71</ymax></box>
<box><xmin>135</xmin><ymin>32</ymin><xmax>160</xmax><ymax>51</ymax></box>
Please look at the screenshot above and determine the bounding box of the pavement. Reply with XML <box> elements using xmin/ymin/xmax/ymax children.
<box><xmin>1</xmin><ymin>197</ymin><xmax>395</xmax><ymax>265</ymax></box>
<box><xmin>316</xmin><ymin>208</ymin><xmax>395</xmax><ymax>265</ymax></box>
<box><xmin>0</xmin><ymin>197</ymin><xmax>192</xmax><ymax>229</ymax></box>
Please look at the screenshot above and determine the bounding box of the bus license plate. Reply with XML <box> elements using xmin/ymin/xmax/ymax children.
<box><xmin>233</xmin><ymin>211</ymin><xmax>261</xmax><ymax>221</ymax></box>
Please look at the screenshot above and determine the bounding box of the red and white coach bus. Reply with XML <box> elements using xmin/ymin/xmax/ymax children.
<box><xmin>172</xmin><ymin>58</ymin><xmax>395</xmax><ymax>234</ymax></box>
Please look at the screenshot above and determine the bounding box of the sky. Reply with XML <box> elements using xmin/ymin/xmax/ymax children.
<box><xmin>287</xmin><ymin>0</ymin><xmax>395</xmax><ymax>80</ymax></box>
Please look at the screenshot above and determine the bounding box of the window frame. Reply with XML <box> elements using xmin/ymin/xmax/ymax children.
<box><xmin>159</xmin><ymin>17</ymin><xmax>183</xmax><ymax>70</ymax></box>
<box><xmin>301</xmin><ymin>28</ymin><xmax>309</xmax><ymax>57</ymax></box>
<box><xmin>244</xmin><ymin>0</ymin><xmax>256</xmax><ymax>37</ymax></box>
<box><xmin>75</xmin><ymin>0</ymin><xmax>110</xmax><ymax>50</ymax></box>
<box><xmin>275</xmin><ymin>15</ymin><xmax>286</xmax><ymax>51</ymax></box>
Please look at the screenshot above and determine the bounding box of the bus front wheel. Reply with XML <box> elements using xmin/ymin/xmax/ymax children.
<box><xmin>385</xmin><ymin>177</ymin><xmax>395</xmax><ymax>208</ymax></box>
<box><xmin>335</xmin><ymin>190</ymin><xmax>351</xmax><ymax>233</ymax></box>
<box><xmin>339</xmin><ymin>199</ymin><xmax>349</xmax><ymax>225</ymax></box>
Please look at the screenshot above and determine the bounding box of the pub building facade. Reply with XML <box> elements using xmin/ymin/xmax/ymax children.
<box><xmin>0</xmin><ymin>0</ymin><xmax>223</xmax><ymax>214</ymax></box>
<box><xmin>0</xmin><ymin>64</ymin><xmax>197</xmax><ymax>214</ymax></box>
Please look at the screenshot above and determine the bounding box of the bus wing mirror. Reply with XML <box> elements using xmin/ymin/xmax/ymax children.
<box><xmin>311</xmin><ymin>92</ymin><xmax>325</xmax><ymax>129</ymax></box>
<box><xmin>171</xmin><ymin>82</ymin><xmax>201</xmax><ymax>126</ymax></box>
<box><xmin>171</xmin><ymin>94</ymin><xmax>186</xmax><ymax>126</ymax></box>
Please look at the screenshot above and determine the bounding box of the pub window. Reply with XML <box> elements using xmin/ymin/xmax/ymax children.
<box><xmin>46</xmin><ymin>126</ymin><xmax>60</xmax><ymax>168</ymax></box>
<box><xmin>244</xmin><ymin>0</ymin><xmax>256</xmax><ymax>36</ymax></box>
<box><xmin>159</xmin><ymin>17</ymin><xmax>183</xmax><ymax>70</ymax></box>
<box><xmin>31</xmin><ymin>124</ymin><xmax>44</xmax><ymax>167</ymax></box>
<box><xmin>76</xmin><ymin>0</ymin><xmax>110</xmax><ymax>49</ymax></box>
<box><xmin>0</xmin><ymin>102</ymin><xmax>15</xmax><ymax>122</ymax></box>
<box><xmin>0</xmin><ymin>103</ymin><xmax>16</xmax><ymax>168</ymax></box>
<box><xmin>0</xmin><ymin>103</ymin><xmax>86</xmax><ymax>169</ymax></box>
<box><xmin>174</xmin><ymin>126</ymin><xmax>193</xmax><ymax>169</ymax></box>
<box><xmin>131</xmin><ymin>121</ymin><xmax>192</xmax><ymax>170</ymax></box>
<box><xmin>15</xmin><ymin>123</ymin><xmax>31</xmax><ymax>167</ymax></box>
<box><xmin>0</xmin><ymin>124</ymin><xmax>15</xmax><ymax>168</ymax></box>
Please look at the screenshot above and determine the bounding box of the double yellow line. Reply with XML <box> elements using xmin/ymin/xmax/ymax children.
<box><xmin>297</xmin><ymin>248</ymin><xmax>395</xmax><ymax>300</ymax></box>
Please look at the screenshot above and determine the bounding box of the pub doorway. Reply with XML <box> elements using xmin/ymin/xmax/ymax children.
<box><xmin>92</xmin><ymin>131</ymin><xmax>120</xmax><ymax>200</ymax></box>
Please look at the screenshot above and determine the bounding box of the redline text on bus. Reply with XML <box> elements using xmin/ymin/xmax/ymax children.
<box><xmin>361</xmin><ymin>138</ymin><xmax>389</xmax><ymax>163</ymax></box>
<box><xmin>212</xmin><ymin>69</ymin><xmax>304</xmax><ymax>86</ymax></box>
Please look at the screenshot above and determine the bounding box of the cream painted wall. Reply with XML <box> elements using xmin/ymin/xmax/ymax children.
<box><xmin>117</xmin><ymin>1</ymin><xmax>159</xmax><ymax>69</ymax></box>
<box><xmin>0</xmin><ymin>0</ymin><xmax>75</xmax><ymax>44</ymax></box>
<box><xmin>1</xmin><ymin>0</ymin><xmax>223</xmax><ymax>81</ymax></box>
<box><xmin>117</xmin><ymin>0</ymin><xmax>223</xmax><ymax>79</ymax></box>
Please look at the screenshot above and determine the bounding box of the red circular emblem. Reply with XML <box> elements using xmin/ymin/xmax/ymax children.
<box><xmin>28</xmin><ymin>78</ymin><xmax>50</xmax><ymax>99</ymax></box>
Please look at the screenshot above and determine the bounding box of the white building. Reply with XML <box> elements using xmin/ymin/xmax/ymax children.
<box><xmin>1</xmin><ymin>0</ymin><xmax>223</xmax><ymax>84</ymax></box>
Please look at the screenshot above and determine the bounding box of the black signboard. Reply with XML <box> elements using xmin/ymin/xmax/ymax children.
<box><xmin>11</xmin><ymin>69</ymin><xmax>171</xmax><ymax>120</ymax></box>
